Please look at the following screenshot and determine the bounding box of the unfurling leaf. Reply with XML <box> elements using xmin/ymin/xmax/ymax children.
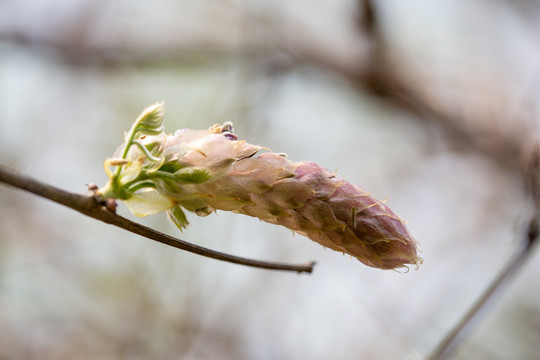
<box><xmin>167</xmin><ymin>204</ymin><xmax>190</xmax><ymax>231</ymax></box>
<box><xmin>131</xmin><ymin>102</ymin><xmax>165</xmax><ymax>137</ymax></box>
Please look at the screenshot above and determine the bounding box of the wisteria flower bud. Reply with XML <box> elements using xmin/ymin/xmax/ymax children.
<box><xmin>99</xmin><ymin>104</ymin><xmax>421</xmax><ymax>270</ymax></box>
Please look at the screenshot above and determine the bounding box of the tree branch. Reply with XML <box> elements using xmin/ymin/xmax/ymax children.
<box><xmin>429</xmin><ymin>144</ymin><xmax>540</xmax><ymax>359</ymax></box>
<box><xmin>429</xmin><ymin>233</ymin><xmax>537</xmax><ymax>360</ymax></box>
<box><xmin>0</xmin><ymin>164</ymin><xmax>315</xmax><ymax>274</ymax></box>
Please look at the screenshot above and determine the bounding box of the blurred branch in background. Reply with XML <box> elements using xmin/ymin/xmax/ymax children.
<box><xmin>0</xmin><ymin>0</ymin><xmax>534</xmax><ymax>173</ymax></box>
<box><xmin>356</xmin><ymin>1</ymin><xmax>540</xmax><ymax>357</ymax></box>
<box><xmin>355</xmin><ymin>0</ymin><xmax>536</xmax><ymax>174</ymax></box>
<box><xmin>0</xmin><ymin>164</ymin><xmax>315</xmax><ymax>273</ymax></box>
<box><xmin>429</xmin><ymin>144</ymin><xmax>540</xmax><ymax>359</ymax></box>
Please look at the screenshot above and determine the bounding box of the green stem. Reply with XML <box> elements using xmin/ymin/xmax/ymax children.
<box><xmin>103</xmin><ymin>169</ymin><xmax>177</xmax><ymax>199</ymax></box>
<box><xmin>98</xmin><ymin>177</ymin><xmax>131</xmax><ymax>200</ymax></box>
<box><xmin>128</xmin><ymin>181</ymin><xmax>157</xmax><ymax>193</ymax></box>
<box><xmin>114</xmin><ymin>122</ymin><xmax>140</xmax><ymax>178</ymax></box>
<box><xmin>123</xmin><ymin>170</ymin><xmax>177</xmax><ymax>190</ymax></box>
<box><xmin>132</xmin><ymin>140</ymin><xmax>161</xmax><ymax>162</ymax></box>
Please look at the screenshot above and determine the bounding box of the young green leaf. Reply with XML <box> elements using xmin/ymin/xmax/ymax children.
<box><xmin>174</xmin><ymin>167</ymin><xmax>212</xmax><ymax>184</ymax></box>
<box><xmin>167</xmin><ymin>204</ymin><xmax>190</xmax><ymax>231</ymax></box>
<box><xmin>131</xmin><ymin>102</ymin><xmax>165</xmax><ymax>137</ymax></box>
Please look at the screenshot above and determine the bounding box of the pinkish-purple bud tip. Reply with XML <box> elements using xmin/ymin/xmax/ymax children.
<box><xmin>238</xmin><ymin>157</ymin><xmax>421</xmax><ymax>269</ymax></box>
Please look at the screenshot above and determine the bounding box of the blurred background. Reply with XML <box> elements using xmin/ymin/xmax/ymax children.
<box><xmin>1</xmin><ymin>0</ymin><xmax>540</xmax><ymax>359</ymax></box>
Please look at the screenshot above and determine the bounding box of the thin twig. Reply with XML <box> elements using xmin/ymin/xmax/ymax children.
<box><xmin>0</xmin><ymin>164</ymin><xmax>315</xmax><ymax>274</ymax></box>
<box><xmin>429</xmin><ymin>236</ymin><xmax>537</xmax><ymax>360</ymax></box>
<box><xmin>429</xmin><ymin>144</ymin><xmax>540</xmax><ymax>359</ymax></box>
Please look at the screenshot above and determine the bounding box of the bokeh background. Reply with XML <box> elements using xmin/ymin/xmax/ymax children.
<box><xmin>1</xmin><ymin>0</ymin><xmax>540</xmax><ymax>359</ymax></box>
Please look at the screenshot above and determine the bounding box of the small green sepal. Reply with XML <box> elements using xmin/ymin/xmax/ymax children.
<box><xmin>167</xmin><ymin>204</ymin><xmax>190</xmax><ymax>231</ymax></box>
